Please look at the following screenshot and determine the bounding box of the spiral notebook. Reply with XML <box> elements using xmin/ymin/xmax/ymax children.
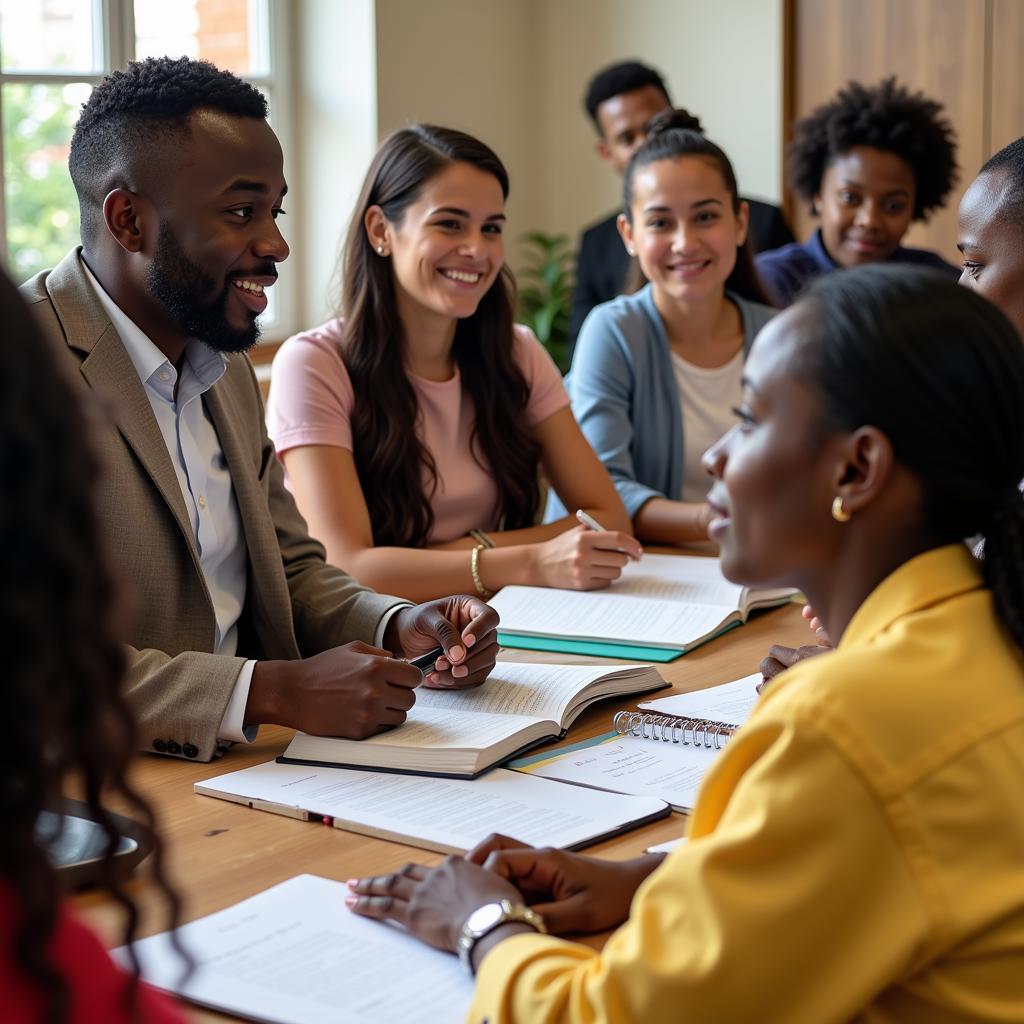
<box><xmin>624</xmin><ymin>672</ymin><xmax>762</xmax><ymax>748</ymax></box>
<box><xmin>511</xmin><ymin>674</ymin><xmax>761</xmax><ymax>811</ymax></box>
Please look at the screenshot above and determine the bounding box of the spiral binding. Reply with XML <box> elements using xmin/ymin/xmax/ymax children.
<box><xmin>612</xmin><ymin>710</ymin><xmax>735</xmax><ymax>749</ymax></box>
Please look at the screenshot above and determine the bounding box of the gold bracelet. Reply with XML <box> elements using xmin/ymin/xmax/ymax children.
<box><xmin>469</xmin><ymin>528</ymin><xmax>495</xmax><ymax>549</ymax></box>
<box><xmin>471</xmin><ymin>544</ymin><xmax>493</xmax><ymax>599</ymax></box>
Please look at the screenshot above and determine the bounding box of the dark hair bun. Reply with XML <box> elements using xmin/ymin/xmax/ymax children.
<box><xmin>646</xmin><ymin>107</ymin><xmax>704</xmax><ymax>137</ymax></box>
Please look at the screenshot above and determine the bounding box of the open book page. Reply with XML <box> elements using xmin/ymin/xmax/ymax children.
<box><xmin>417</xmin><ymin>661</ymin><xmax>646</xmax><ymax>723</ymax></box>
<box><xmin>333</xmin><ymin>705</ymin><xmax>538</xmax><ymax>752</ymax></box>
<box><xmin>605</xmin><ymin>553</ymin><xmax>746</xmax><ymax>604</ymax></box>
<box><xmin>114</xmin><ymin>875</ymin><xmax>472</xmax><ymax>1024</ymax></box>
<box><xmin>196</xmin><ymin>763</ymin><xmax>667</xmax><ymax>854</ymax></box>
<box><xmin>514</xmin><ymin>732</ymin><xmax>723</xmax><ymax>812</ymax></box>
<box><xmin>638</xmin><ymin>673</ymin><xmax>762</xmax><ymax>728</ymax></box>
<box><xmin>288</xmin><ymin>661</ymin><xmax>658</xmax><ymax>759</ymax></box>
<box><xmin>491</xmin><ymin>586</ymin><xmax>731</xmax><ymax>647</ymax></box>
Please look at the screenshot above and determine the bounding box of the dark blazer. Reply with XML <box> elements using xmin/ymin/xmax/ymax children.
<box><xmin>568</xmin><ymin>198</ymin><xmax>794</xmax><ymax>352</ymax></box>
<box><xmin>21</xmin><ymin>249</ymin><xmax>406</xmax><ymax>761</ymax></box>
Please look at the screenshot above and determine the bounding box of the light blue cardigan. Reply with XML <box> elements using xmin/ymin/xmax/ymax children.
<box><xmin>549</xmin><ymin>284</ymin><xmax>776</xmax><ymax>520</ymax></box>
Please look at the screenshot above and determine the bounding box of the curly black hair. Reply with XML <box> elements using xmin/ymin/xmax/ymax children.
<box><xmin>69</xmin><ymin>56</ymin><xmax>268</xmax><ymax>246</ymax></box>
<box><xmin>979</xmin><ymin>136</ymin><xmax>1024</xmax><ymax>226</ymax></box>
<box><xmin>1</xmin><ymin>268</ymin><xmax>183</xmax><ymax>1022</ymax></box>
<box><xmin>584</xmin><ymin>60</ymin><xmax>671</xmax><ymax>132</ymax></box>
<box><xmin>788</xmin><ymin>77</ymin><xmax>958</xmax><ymax>222</ymax></box>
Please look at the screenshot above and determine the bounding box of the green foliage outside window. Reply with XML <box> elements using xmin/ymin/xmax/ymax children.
<box><xmin>3</xmin><ymin>82</ymin><xmax>85</xmax><ymax>283</ymax></box>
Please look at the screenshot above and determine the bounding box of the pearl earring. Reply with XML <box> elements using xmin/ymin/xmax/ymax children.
<box><xmin>376</xmin><ymin>245</ymin><xmax>385</xmax><ymax>255</ymax></box>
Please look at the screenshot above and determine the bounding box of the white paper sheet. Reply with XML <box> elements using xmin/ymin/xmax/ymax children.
<box><xmin>196</xmin><ymin>762</ymin><xmax>667</xmax><ymax>854</ymax></box>
<box><xmin>637</xmin><ymin>673</ymin><xmax>762</xmax><ymax>727</ymax></box>
<box><xmin>519</xmin><ymin>734</ymin><xmax>722</xmax><ymax>812</ymax></box>
<box><xmin>114</xmin><ymin>875</ymin><xmax>473</xmax><ymax>1024</ymax></box>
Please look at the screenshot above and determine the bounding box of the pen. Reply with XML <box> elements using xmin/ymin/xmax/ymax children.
<box><xmin>575</xmin><ymin>509</ymin><xmax>606</xmax><ymax>532</ymax></box>
<box><xmin>576</xmin><ymin>509</ymin><xmax>642</xmax><ymax>561</ymax></box>
<box><xmin>409</xmin><ymin>645</ymin><xmax>445</xmax><ymax>671</ymax></box>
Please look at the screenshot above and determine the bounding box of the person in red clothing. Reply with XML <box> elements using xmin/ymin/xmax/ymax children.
<box><xmin>0</xmin><ymin>264</ymin><xmax>187</xmax><ymax>1022</ymax></box>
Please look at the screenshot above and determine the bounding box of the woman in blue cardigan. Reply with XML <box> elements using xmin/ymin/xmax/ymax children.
<box><xmin>552</xmin><ymin>110</ymin><xmax>775</xmax><ymax>544</ymax></box>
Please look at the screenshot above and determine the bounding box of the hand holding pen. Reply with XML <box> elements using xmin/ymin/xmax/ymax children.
<box><xmin>524</xmin><ymin>509</ymin><xmax>643</xmax><ymax>591</ymax></box>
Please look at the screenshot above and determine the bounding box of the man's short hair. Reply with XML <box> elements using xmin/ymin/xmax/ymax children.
<box><xmin>69</xmin><ymin>56</ymin><xmax>268</xmax><ymax>246</ymax></box>
<box><xmin>583</xmin><ymin>60</ymin><xmax>671</xmax><ymax>134</ymax></box>
<box><xmin>979</xmin><ymin>136</ymin><xmax>1024</xmax><ymax>227</ymax></box>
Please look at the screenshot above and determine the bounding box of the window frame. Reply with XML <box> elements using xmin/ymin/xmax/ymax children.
<box><xmin>0</xmin><ymin>0</ymin><xmax>295</xmax><ymax>339</ymax></box>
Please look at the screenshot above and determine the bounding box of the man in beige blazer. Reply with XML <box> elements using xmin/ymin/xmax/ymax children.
<box><xmin>22</xmin><ymin>57</ymin><xmax>498</xmax><ymax>762</ymax></box>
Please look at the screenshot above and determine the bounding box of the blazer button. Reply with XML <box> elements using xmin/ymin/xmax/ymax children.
<box><xmin>167</xmin><ymin>740</ymin><xmax>182</xmax><ymax>755</ymax></box>
<box><xmin>183</xmin><ymin>743</ymin><xmax>199</xmax><ymax>759</ymax></box>
<box><xmin>153</xmin><ymin>739</ymin><xmax>167</xmax><ymax>753</ymax></box>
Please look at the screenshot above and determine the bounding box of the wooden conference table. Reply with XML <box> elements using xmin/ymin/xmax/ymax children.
<box><xmin>75</xmin><ymin>596</ymin><xmax>811</xmax><ymax>1022</ymax></box>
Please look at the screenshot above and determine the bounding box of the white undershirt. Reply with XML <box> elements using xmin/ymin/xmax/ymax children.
<box><xmin>671</xmin><ymin>346</ymin><xmax>744</xmax><ymax>503</ymax></box>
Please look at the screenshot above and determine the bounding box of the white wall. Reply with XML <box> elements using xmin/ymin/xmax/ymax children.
<box><xmin>373</xmin><ymin>0</ymin><xmax>539</xmax><ymax>267</ymax></box>
<box><xmin>291</xmin><ymin>0</ymin><xmax>784</xmax><ymax>326</ymax></box>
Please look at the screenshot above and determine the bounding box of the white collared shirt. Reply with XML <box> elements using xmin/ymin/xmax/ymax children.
<box><xmin>83</xmin><ymin>262</ymin><xmax>256</xmax><ymax>743</ymax></box>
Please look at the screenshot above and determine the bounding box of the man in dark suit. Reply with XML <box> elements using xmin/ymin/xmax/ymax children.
<box><xmin>569</xmin><ymin>61</ymin><xmax>794</xmax><ymax>351</ymax></box>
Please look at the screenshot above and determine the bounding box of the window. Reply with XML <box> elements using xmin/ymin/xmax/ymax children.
<box><xmin>0</xmin><ymin>0</ymin><xmax>293</xmax><ymax>336</ymax></box>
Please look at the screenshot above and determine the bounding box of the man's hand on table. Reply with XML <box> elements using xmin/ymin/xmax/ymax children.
<box><xmin>246</xmin><ymin>595</ymin><xmax>500</xmax><ymax>737</ymax></box>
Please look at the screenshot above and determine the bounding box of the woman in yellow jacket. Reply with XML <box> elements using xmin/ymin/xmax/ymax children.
<box><xmin>347</xmin><ymin>265</ymin><xmax>1024</xmax><ymax>1023</ymax></box>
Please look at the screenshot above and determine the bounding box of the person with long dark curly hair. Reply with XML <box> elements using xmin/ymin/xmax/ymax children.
<box><xmin>347</xmin><ymin>267</ymin><xmax>1024</xmax><ymax>1022</ymax></box>
<box><xmin>0</xmin><ymin>268</ymin><xmax>186</xmax><ymax>1021</ymax></box>
<box><xmin>267</xmin><ymin>124</ymin><xmax>640</xmax><ymax>604</ymax></box>
<box><xmin>757</xmin><ymin>77</ymin><xmax>960</xmax><ymax>306</ymax></box>
<box><xmin>550</xmin><ymin>111</ymin><xmax>775</xmax><ymax>545</ymax></box>
<box><xmin>24</xmin><ymin>58</ymin><xmax>502</xmax><ymax>763</ymax></box>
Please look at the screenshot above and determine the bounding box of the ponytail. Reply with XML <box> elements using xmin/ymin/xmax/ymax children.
<box><xmin>798</xmin><ymin>266</ymin><xmax>1024</xmax><ymax>655</ymax></box>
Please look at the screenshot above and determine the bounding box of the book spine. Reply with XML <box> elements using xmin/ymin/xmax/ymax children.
<box><xmin>612</xmin><ymin>710</ymin><xmax>735</xmax><ymax>749</ymax></box>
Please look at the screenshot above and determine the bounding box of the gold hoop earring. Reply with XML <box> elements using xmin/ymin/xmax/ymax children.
<box><xmin>831</xmin><ymin>496</ymin><xmax>850</xmax><ymax>522</ymax></box>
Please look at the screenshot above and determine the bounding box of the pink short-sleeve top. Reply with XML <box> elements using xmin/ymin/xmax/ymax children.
<box><xmin>266</xmin><ymin>320</ymin><xmax>569</xmax><ymax>544</ymax></box>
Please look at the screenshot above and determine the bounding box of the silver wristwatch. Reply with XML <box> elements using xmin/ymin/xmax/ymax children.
<box><xmin>456</xmin><ymin>898</ymin><xmax>547</xmax><ymax>973</ymax></box>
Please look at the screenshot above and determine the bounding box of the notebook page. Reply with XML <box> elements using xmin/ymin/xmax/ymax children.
<box><xmin>518</xmin><ymin>734</ymin><xmax>723</xmax><ymax>812</ymax></box>
<box><xmin>197</xmin><ymin>763</ymin><xmax>667</xmax><ymax>853</ymax></box>
<box><xmin>114</xmin><ymin>874</ymin><xmax>472</xmax><ymax>1024</ymax></box>
<box><xmin>638</xmin><ymin>673</ymin><xmax>762</xmax><ymax>728</ymax></box>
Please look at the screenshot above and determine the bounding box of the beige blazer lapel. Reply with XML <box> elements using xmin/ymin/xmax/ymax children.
<box><xmin>47</xmin><ymin>250</ymin><xmax>203</xmax><ymax>571</ymax></box>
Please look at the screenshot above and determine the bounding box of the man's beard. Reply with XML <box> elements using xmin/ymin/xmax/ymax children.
<box><xmin>146</xmin><ymin>223</ymin><xmax>262</xmax><ymax>353</ymax></box>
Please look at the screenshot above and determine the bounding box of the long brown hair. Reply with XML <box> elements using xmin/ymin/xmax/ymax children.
<box><xmin>622</xmin><ymin>108</ymin><xmax>772</xmax><ymax>305</ymax></box>
<box><xmin>339</xmin><ymin>124</ymin><xmax>541</xmax><ymax>546</ymax></box>
<box><xmin>0</xmin><ymin>269</ymin><xmax>183</xmax><ymax>1021</ymax></box>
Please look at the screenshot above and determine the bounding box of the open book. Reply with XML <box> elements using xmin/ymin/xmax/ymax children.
<box><xmin>278</xmin><ymin>661</ymin><xmax>667</xmax><ymax>779</ymax></box>
<box><xmin>490</xmin><ymin>554</ymin><xmax>794</xmax><ymax>654</ymax></box>
<box><xmin>196</xmin><ymin>762</ymin><xmax>668</xmax><ymax>855</ymax></box>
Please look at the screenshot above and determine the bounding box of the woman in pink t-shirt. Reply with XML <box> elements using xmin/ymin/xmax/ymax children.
<box><xmin>268</xmin><ymin>124</ymin><xmax>639</xmax><ymax>604</ymax></box>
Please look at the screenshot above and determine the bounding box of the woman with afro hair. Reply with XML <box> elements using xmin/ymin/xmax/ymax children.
<box><xmin>757</xmin><ymin>77</ymin><xmax>960</xmax><ymax>306</ymax></box>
